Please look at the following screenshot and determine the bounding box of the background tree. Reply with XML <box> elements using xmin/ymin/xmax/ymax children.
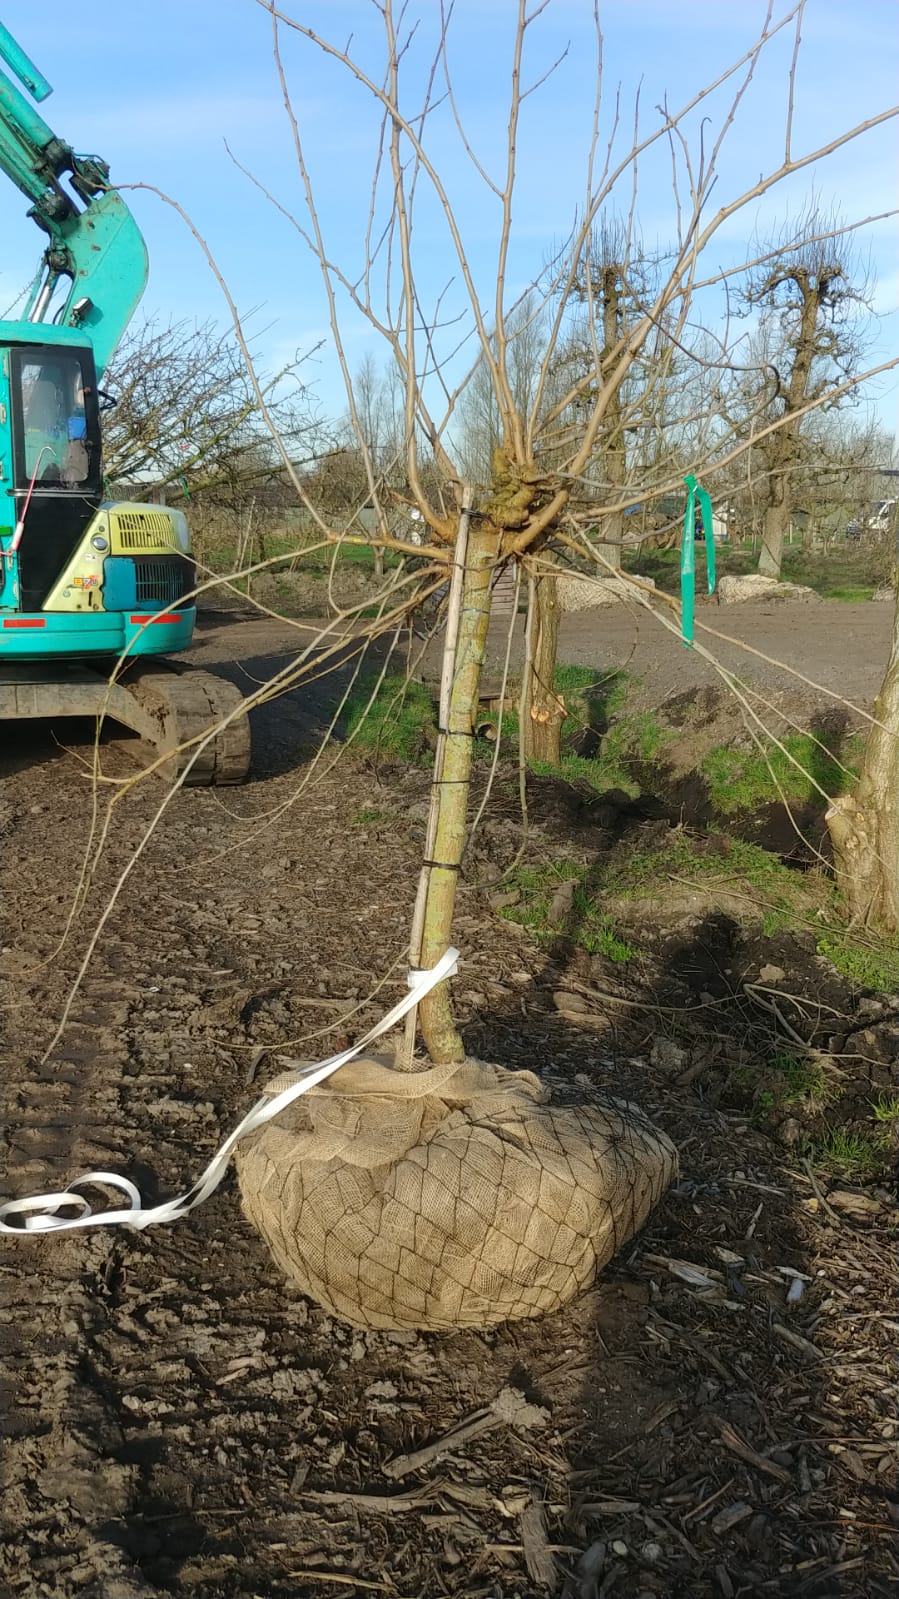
<box><xmin>737</xmin><ymin>218</ymin><xmax>872</xmax><ymax>578</ymax></box>
<box><xmin>103</xmin><ymin>316</ymin><xmax>319</xmax><ymax>561</ymax></box>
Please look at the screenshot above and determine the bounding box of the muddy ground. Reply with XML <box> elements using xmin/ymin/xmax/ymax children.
<box><xmin>1</xmin><ymin>598</ymin><xmax>897</xmax><ymax>1599</ymax></box>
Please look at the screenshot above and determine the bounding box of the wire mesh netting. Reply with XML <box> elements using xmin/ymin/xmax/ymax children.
<box><xmin>237</xmin><ymin>1056</ymin><xmax>677</xmax><ymax>1331</ymax></box>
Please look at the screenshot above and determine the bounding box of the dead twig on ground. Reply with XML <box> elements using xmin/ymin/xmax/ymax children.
<box><xmin>383</xmin><ymin>1387</ymin><xmax>549</xmax><ymax>1480</ymax></box>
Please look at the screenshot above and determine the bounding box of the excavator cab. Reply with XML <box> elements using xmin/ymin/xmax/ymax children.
<box><xmin>2</xmin><ymin>336</ymin><xmax>102</xmax><ymax>610</ymax></box>
<box><xmin>0</xmin><ymin>321</ymin><xmax>196</xmax><ymax>650</ymax></box>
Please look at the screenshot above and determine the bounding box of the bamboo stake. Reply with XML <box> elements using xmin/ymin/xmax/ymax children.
<box><xmin>402</xmin><ymin>495</ymin><xmax>471</xmax><ymax>1067</ymax></box>
<box><xmin>418</xmin><ymin>520</ymin><xmax>501</xmax><ymax>1063</ymax></box>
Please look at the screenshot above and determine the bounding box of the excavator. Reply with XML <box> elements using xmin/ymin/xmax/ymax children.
<box><xmin>0</xmin><ymin>22</ymin><xmax>250</xmax><ymax>783</ymax></box>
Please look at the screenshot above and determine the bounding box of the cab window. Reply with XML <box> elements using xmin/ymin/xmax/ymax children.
<box><xmin>11</xmin><ymin>348</ymin><xmax>100</xmax><ymax>490</ymax></box>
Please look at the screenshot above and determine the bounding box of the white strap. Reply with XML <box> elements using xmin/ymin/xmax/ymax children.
<box><xmin>0</xmin><ymin>947</ymin><xmax>459</xmax><ymax>1236</ymax></box>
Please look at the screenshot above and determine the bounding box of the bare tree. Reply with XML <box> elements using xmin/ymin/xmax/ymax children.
<box><xmin>735</xmin><ymin>216</ymin><xmax>873</xmax><ymax>578</ymax></box>
<box><xmin>521</xmin><ymin>225</ymin><xmax>669</xmax><ymax>763</ymax></box>
<box><xmin>104</xmin><ymin>317</ymin><xmax>316</xmax><ymax>498</ymax></box>
<box><xmin>246</xmin><ymin>0</ymin><xmax>898</xmax><ymax>1063</ymax></box>
<box><xmin>456</xmin><ymin>294</ymin><xmax>549</xmax><ymax>486</ymax></box>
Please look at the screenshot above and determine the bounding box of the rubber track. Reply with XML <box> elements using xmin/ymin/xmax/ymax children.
<box><xmin>183</xmin><ymin>670</ymin><xmax>252</xmax><ymax>786</ymax></box>
<box><xmin>127</xmin><ymin>667</ymin><xmax>251</xmax><ymax>786</ymax></box>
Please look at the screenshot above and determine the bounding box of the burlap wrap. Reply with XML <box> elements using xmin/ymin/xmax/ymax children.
<box><xmin>236</xmin><ymin>1055</ymin><xmax>677</xmax><ymax>1331</ymax></box>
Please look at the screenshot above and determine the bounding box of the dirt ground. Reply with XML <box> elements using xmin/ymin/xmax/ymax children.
<box><xmin>479</xmin><ymin>596</ymin><xmax>895</xmax><ymax>704</ymax></box>
<box><xmin>1</xmin><ymin>598</ymin><xmax>897</xmax><ymax>1599</ymax></box>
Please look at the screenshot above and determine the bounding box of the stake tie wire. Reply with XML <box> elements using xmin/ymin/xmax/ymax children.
<box><xmin>0</xmin><ymin>947</ymin><xmax>460</xmax><ymax>1237</ymax></box>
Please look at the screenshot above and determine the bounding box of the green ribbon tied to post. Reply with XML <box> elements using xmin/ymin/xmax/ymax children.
<box><xmin>680</xmin><ymin>473</ymin><xmax>716</xmax><ymax>646</ymax></box>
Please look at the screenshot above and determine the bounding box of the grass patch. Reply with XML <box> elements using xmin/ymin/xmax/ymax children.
<box><xmin>530</xmin><ymin>750</ymin><xmax>641</xmax><ymax>796</ymax></box>
<box><xmin>598</xmin><ymin>830</ymin><xmax>835</xmax><ymax>953</ymax></box>
<box><xmin>571</xmin><ymin>881</ymin><xmax>642</xmax><ymax>960</ymax></box>
<box><xmin>602</xmin><ymin>831</ymin><xmax>807</xmax><ymax>906</ymax></box>
<box><xmin>771</xmin><ymin>1051</ymin><xmax>841</xmax><ymax>1112</ymax></box>
<box><xmin>530</xmin><ymin>666</ymin><xmax>671</xmax><ymax>797</ymax></box>
<box><xmin>602</xmin><ymin>708</ymin><xmax>672</xmax><ymax>767</ymax></box>
<box><xmin>622</xmin><ymin>539</ymin><xmax>889</xmax><ymax>600</ymax></box>
<box><xmin>496</xmin><ymin>832</ymin><xmax>817</xmax><ymax>956</ymax></box>
<box><xmin>477</xmin><ymin>664</ymin><xmax>649</xmax><ymax>794</ymax></box>
<box><xmin>816</xmin><ymin>932</ymin><xmax>899</xmax><ymax>994</ymax></box>
<box><xmin>870</xmin><ymin>1094</ymin><xmax>899</xmax><ymax>1124</ymax></box>
<box><xmin>701</xmin><ymin>732</ymin><xmax>858</xmax><ymax>816</ymax></box>
<box><xmin>736</xmin><ymin>1049</ymin><xmax>841</xmax><ymax>1128</ymax></box>
<box><xmin>496</xmin><ymin>861</ymin><xmax>581</xmax><ymax>938</ymax></box>
<box><xmin>498</xmin><ymin>861</ymin><xmax>642</xmax><ymax>961</ymax></box>
<box><xmin>555</xmin><ymin>662</ymin><xmax>630</xmax><ymax>726</ymax></box>
<box><xmin>807</xmin><ymin>1128</ymin><xmax>885</xmax><ymax>1180</ymax></box>
<box><xmin>344</xmin><ymin>673</ymin><xmax>436</xmax><ymax>762</ymax></box>
<box><xmin>198</xmin><ymin>534</ymin><xmax>401</xmax><ymax>576</ymax></box>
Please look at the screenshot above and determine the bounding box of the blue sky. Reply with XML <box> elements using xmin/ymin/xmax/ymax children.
<box><xmin>1</xmin><ymin>0</ymin><xmax>897</xmax><ymax>437</ymax></box>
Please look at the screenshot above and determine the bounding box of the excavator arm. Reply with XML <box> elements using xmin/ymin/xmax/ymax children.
<box><xmin>0</xmin><ymin>21</ymin><xmax>147</xmax><ymax>378</ymax></box>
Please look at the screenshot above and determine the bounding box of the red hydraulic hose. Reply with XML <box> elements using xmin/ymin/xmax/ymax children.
<box><xmin>10</xmin><ymin>443</ymin><xmax>54</xmax><ymax>555</ymax></box>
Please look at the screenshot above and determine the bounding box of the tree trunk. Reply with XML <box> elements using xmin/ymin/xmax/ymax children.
<box><xmin>758</xmin><ymin>491</ymin><xmax>790</xmax><ymax>578</ymax></box>
<box><xmin>523</xmin><ymin>554</ymin><xmax>565</xmax><ymax>765</ymax></box>
<box><xmin>757</xmin><ymin>270</ymin><xmax>819</xmax><ymax>581</ymax></box>
<box><xmin>826</xmin><ymin>586</ymin><xmax>899</xmax><ymax>932</ymax></box>
<box><xmin>418</xmin><ymin>523</ymin><xmax>501</xmax><ymax>1062</ymax></box>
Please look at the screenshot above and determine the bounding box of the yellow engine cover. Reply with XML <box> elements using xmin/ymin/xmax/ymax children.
<box><xmin>43</xmin><ymin>502</ymin><xmax>192</xmax><ymax>611</ymax></box>
<box><xmin>107</xmin><ymin>506</ymin><xmax>180</xmax><ymax>554</ymax></box>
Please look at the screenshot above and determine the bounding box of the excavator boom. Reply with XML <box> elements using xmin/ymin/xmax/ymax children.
<box><xmin>0</xmin><ymin>21</ymin><xmax>147</xmax><ymax>377</ymax></box>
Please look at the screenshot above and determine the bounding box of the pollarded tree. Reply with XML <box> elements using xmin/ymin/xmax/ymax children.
<box><xmin>519</xmin><ymin>226</ymin><xmax>678</xmax><ymax>765</ymax></box>
<box><xmin>737</xmin><ymin>218</ymin><xmax>873</xmax><ymax>578</ymax></box>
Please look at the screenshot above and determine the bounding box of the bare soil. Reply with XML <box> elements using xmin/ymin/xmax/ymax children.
<box><xmin>1</xmin><ymin>601</ymin><xmax>897</xmax><ymax>1599</ymax></box>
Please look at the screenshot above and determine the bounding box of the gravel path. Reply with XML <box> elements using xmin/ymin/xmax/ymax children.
<box><xmin>483</xmin><ymin>597</ymin><xmax>895</xmax><ymax>705</ymax></box>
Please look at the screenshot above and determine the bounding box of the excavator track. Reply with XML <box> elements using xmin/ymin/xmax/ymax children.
<box><xmin>123</xmin><ymin>664</ymin><xmax>251</xmax><ymax>786</ymax></box>
<box><xmin>0</xmin><ymin>660</ymin><xmax>251</xmax><ymax>785</ymax></box>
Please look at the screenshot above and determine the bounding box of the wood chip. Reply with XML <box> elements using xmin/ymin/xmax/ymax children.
<box><xmin>825</xmin><ymin>1187</ymin><xmax>885</xmax><ymax>1219</ymax></box>
<box><xmin>285</xmin><ymin>1575</ymin><xmax>393</xmax><ymax>1592</ymax></box>
<box><xmin>831</xmin><ymin>1447</ymin><xmax>868</xmax><ymax>1482</ymax></box>
<box><xmin>384</xmin><ymin>1387</ymin><xmax>548</xmax><ymax>1480</ymax></box>
<box><xmin>642</xmin><ymin>1254</ymin><xmax>725</xmax><ymax>1290</ymax></box>
<box><xmin>301</xmin><ymin>1487</ymin><xmax>434</xmax><ymax>1513</ymax></box>
<box><xmin>579</xmin><ymin>1499</ymin><xmax>642</xmax><ymax>1516</ymax></box>
<box><xmin>716</xmin><ymin>1421</ymin><xmax>791</xmax><ymax>1483</ymax></box>
<box><xmin>711</xmin><ymin>1502</ymin><xmax>753</xmax><ymax>1535</ymax></box>
<box><xmin>643</xmin><ymin>1400</ymin><xmax>681</xmax><ymax>1434</ymax></box>
<box><xmin>716</xmin><ymin>1563</ymin><xmax>735</xmax><ymax>1598</ymax></box>
<box><xmin>771</xmin><ymin>1323</ymin><xmax>821</xmax><ymax>1361</ymax></box>
<box><xmin>520</xmin><ymin>1493</ymin><xmax>557</xmax><ymax>1591</ymax></box>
